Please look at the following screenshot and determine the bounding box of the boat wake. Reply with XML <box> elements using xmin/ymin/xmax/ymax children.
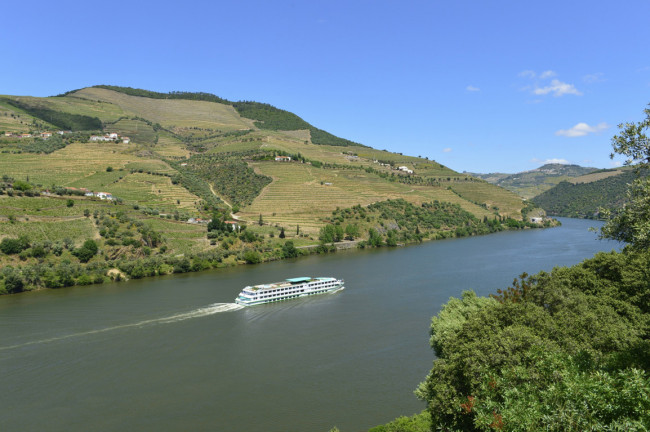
<box><xmin>0</xmin><ymin>303</ymin><xmax>243</xmax><ymax>351</ymax></box>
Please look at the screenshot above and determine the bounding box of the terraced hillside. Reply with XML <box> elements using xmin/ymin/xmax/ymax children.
<box><xmin>240</xmin><ymin>162</ymin><xmax>498</xmax><ymax>232</ymax></box>
<box><xmin>0</xmin><ymin>86</ymin><xmax>540</xmax><ymax>294</ymax></box>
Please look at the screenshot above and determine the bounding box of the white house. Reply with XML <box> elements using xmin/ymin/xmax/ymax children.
<box><xmin>90</xmin><ymin>135</ymin><xmax>111</xmax><ymax>142</ymax></box>
<box><xmin>275</xmin><ymin>156</ymin><xmax>291</xmax><ymax>162</ymax></box>
<box><xmin>398</xmin><ymin>166</ymin><xmax>414</xmax><ymax>174</ymax></box>
<box><xmin>95</xmin><ymin>192</ymin><xmax>114</xmax><ymax>200</ymax></box>
<box><xmin>90</xmin><ymin>133</ymin><xmax>121</xmax><ymax>142</ymax></box>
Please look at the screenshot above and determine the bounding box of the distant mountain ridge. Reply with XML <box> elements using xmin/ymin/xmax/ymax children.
<box><xmin>468</xmin><ymin>163</ymin><xmax>599</xmax><ymax>199</ymax></box>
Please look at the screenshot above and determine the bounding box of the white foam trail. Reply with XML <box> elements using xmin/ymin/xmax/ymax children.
<box><xmin>0</xmin><ymin>303</ymin><xmax>243</xmax><ymax>351</ymax></box>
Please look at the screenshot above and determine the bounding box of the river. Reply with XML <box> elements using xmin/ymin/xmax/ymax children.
<box><xmin>0</xmin><ymin>218</ymin><xmax>619</xmax><ymax>431</ymax></box>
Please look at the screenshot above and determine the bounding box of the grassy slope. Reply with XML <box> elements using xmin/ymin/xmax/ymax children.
<box><xmin>72</xmin><ymin>87</ymin><xmax>255</xmax><ymax>131</ymax></box>
<box><xmin>0</xmin><ymin>87</ymin><xmax>528</xmax><ymax>253</ymax></box>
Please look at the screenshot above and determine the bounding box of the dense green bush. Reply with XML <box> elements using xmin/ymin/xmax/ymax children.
<box><xmin>416</xmin><ymin>250</ymin><xmax>650</xmax><ymax>431</ymax></box>
<box><xmin>0</xmin><ymin>236</ymin><xmax>30</xmax><ymax>255</ymax></box>
<box><xmin>73</xmin><ymin>239</ymin><xmax>98</xmax><ymax>263</ymax></box>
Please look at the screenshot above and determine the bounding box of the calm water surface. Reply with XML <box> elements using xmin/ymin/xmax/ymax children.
<box><xmin>0</xmin><ymin>218</ymin><xmax>618</xmax><ymax>431</ymax></box>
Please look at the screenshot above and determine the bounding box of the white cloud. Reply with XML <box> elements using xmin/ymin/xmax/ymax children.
<box><xmin>466</xmin><ymin>85</ymin><xmax>480</xmax><ymax>92</ymax></box>
<box><xmin>442</xmin><ymin>148</ymin><xmax>452</xmax><ymax>153</ymax></box>
<box><xmin>519</xmin><ymin>70</ymin><xmax>582</xmax><ymax>97</ymax></box>
<box><xmin>555</xmin><ymin>122</ymin><xmax>609</xmax><ymax>137</ymax></box>
<box><xmin>610</xmin><ymin>161</ymin><xmax>623</xmax><ymax>168</ymax></box>
<box><xmin>539</xmin><ymin>70</ymin><xmax>557</xmax><ymax>79</ymax></box>
<box><xmin>533</xmin><ymin>79</ymin><xmax>582</xmax><ymax>97</ymax></box>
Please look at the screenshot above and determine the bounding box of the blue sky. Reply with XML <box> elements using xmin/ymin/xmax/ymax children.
<box><xmin>2</xmin><ymin>0</ymin><xmax>649</xmax><ymax>173</ymax></box>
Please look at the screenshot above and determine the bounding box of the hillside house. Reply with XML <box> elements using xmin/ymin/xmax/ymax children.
<box><xmin>398</xmin><ymin>166</ymin><xmax>414</xmax><ymax>174</ymax></box>
<box><xmin>90</xmin><ymin>135</ymin><xmax>111</xmax><ymax>142</ymax></box>
<box><xmin>95</xmin><ymin>192</ymin><xmax>114</xmax><ymax>200</ymax></box>
<box><xmin>90</xmin><ymin>133</ymin><xmax>121</xmax><ymax>142</ymax></box>
<box><xmin>122</xmin><ymin>137</ymin><xmax>130</xmax><ymax>144</ymax></box>
<box><xmin>275</xmin><ymin>156</ymin><xmax>291</xmax><ymax>162</ymax></box>
<box><xmin>40</xmin><ymin>132</ymin><xmax>52</xmax><ymax>138</ymax></box>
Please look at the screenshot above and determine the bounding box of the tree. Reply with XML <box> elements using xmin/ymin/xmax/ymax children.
<box><xmin>319</xmin><ymin>224</ymin><xmax>335</xmax><ymax>243</ymax></box>
<box><xmin>600</xmin><ymin>104</ymin><xmax>650</xmax><ymax>249</ymax></box>
<box><xmin>345</xmin><ymin>224</ymin><xmax>360</xmax><ymax>240</ymax></box>
<box><xmin>12</xmin><ymin>180</ymin><xmax>32</xmax><ymax>192</ymax></box>
<box><xmin>0</xmin><ymin>238</ymin><xmax>23</xmax><ymax>255</ymax></box>
<box><xmin>368</xmin><ymin>228</ymin><xmax>383</xmax><ymax>247</ymax></box>
<box><xmin>282</xmin><ymin>240</ymin><xmax>299</xmax><ymax>258</ymax></box>
<box><xmin>243</xmin><ymin>250</ymin><xmax>261</xmax><ymax>264</ymax></box>
<box><xmin>333</xmin><ymin>225</ymin><xmax>344</xmax><ymax>242</ymax></box>
<box><xmin>73</xmin><ymin>239</ymin><xmax>98</xmax><ymax>263</ymax></box>
<box><xmin>3</xmin><ymin>273</ymin><xmax>24</xmax><ymax>294</ymax></box>
<box><xmin>66</xmin><ymin>199</ymin><xmax>74</xmax><ymax>208</ymax></box>
<box><xmin>207</xmin><ymin>212</ymin><xmax>227</xmax><ymax>233</ymax></box>
<box><xmin>279</xmin><ymin>227</ymin><xmax>285</xmax><ymax>239</ymax></box>
<box><xmin>258</xmin><ymin>213</ymin><xmax>264</xmax><ymax>226</ymax></box>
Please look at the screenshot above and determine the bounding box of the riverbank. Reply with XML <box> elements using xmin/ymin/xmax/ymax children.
<box><xmin>0</xmin><ymin>211</ymin><xmax>559</xmax><ymax>296</ymax></box>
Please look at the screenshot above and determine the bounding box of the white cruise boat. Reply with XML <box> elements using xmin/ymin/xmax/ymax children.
<box><xmin>235</xmin><ymin>277</ymin><xmax>344</xmax><ymax>306</ymax></box>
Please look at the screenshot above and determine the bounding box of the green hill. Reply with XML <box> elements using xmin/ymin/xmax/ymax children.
<box><xmin>531</xmin><ymin>167</ymin><xmax>646</xmax><ymax>219</ymax></box>
<box><xmin>0</xmin><ymin>86</ymin><xmax>540</xmax><ymax>294</ymax></box>
<box><xmin>469</xmin><ymin>163</ymin><xmax>598</xmax><ymax>199</ymax></box>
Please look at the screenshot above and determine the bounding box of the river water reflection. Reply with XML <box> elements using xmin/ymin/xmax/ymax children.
<box><xmin>0</xmin><ymin>218</ymin><xmax>618</xmax><ymax>431</ymax></box>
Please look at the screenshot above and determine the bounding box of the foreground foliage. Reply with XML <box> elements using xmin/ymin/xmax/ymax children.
<box><xmin>411</xmin><ymin>104</ymin><xmax>650</xmax><ymax>431</ymax></box>
<box><xmin>416</xmin><ymin>250</ymin><xmax>650</xmax><ymax>431</ymax></box>
<box><xmin>599</xmin><ymin>104</ymin><xmax>650</xmax><ymax>251</ymax></box>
